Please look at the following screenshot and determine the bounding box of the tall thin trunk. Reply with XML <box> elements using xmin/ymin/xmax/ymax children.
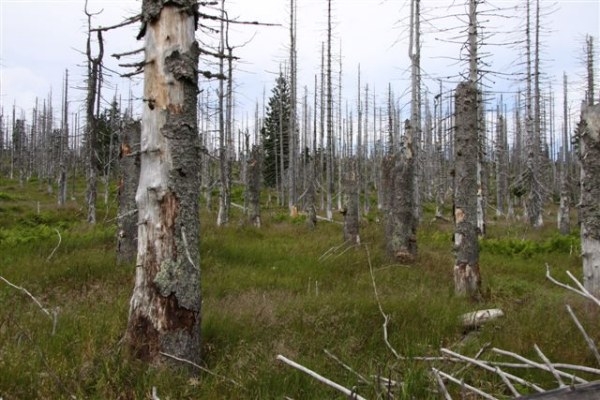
<box><xmin>126</xmin><ymin>0</ymin><xmax>201</xmax><ymax>365</ymax></box>
<box><xmin>325</xmin><ymin>0</ymin><xmax>334</xmax><ymax>220</ymax></box>
<box><xmin>558</xmin><ymin>73</ymin><xmax>570</xmax><ymax>234</ymax></box>
<box><xmin>288</xmin><ymin>0</ymin><xmax>297</xmax><ymax>214</ymax></box>
<box><xmin>217</xmin><ymin>0</ymin><xmax>230</xmax><ymax>226</ymax></box>
<box><xmin>84</xmin><ymin>2</ymin><xmax>103</xmax><ymax>224</ymax></box>
<box><xmin>453</xmin><ymin>82</ymin><xmax>481</xmax><ymax>299</ymax></box>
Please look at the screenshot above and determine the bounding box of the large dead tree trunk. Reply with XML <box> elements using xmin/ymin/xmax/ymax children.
<box><xmin>453</xmin><ymin>82</ymin><xmax>481</xmax><ymax>299</ymax></box>
<box><xmin>386</xmin><ymin>120</ymin><xmax>417</xmax><ymax>263</ymax></box>
<box><xmin>125</xmin><ymin>0</ymin><xmax>201</xmax><ymax>365</ymax></box>
<box><xmin>579</xmin><ymin>104</ymin><xmax>600</xmax><ymax>297</ymax></box>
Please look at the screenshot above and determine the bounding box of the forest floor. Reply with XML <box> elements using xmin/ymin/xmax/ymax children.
<box><xmin>0</xmin><ymin>177</ymin><xmax>598</xmax><ymax>399</ymax></box>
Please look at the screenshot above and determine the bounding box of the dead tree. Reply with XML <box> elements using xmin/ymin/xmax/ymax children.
<box><xmin>385</xmin><ymin>120</ymin><xmax>418</xmax><ymax>262</ymax></box>
<box><xmin>125</xmin><ymin>0</ymin><xmax>202</xmax><ymax>365</ymax></box>
<box><xmin>246</xmin><ymin>145</ymin><xmax>261</xmax><ymax>228</ymax></box>
<box><xmin>342</xmin><ymin>157</ymin><xmax>360</xmax><ymax>245</ymax></box>
<box><xmin>117</xmin><ymin>119</ymin><xmax>141</xmax><ymax>264</ymax></box>
<box><xmin>557</xmin><ymin>73</ymin><xmax>570</xmax><ymax>235</ymax></box>
<box><xmin>84</xmin><ymin>1</ymin><xmax>104</xmax><ymax>224</ymax></box>
<box><xmin>453</xmin><ymin>81</ymin><xmax>481</xmax><ymax>299</ymax></box>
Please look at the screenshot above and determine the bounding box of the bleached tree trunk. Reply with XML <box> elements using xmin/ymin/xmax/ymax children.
<box><xmin>126</xmin><ymin>1</ymin><xmax>201</xmax><ymax>365</ymax></box>
<box><xmin>524</xmin><ymin>0</ymin><xmax>543</xmax><ymax>228</ymax></box>
<box><xmin>558</xmin><ymin>73</ymin><xmax>570</xmax><ymax>234</ymax></box>
<box><xmin>58</xmin><ymin>69</ymin><xmax>69</xmax><ymax>206</ymax></box>
<box><xmin>409</xmin><ymin>0</ymin><xmax>421</xmax><ymax>222</ymax></box>
<box><xmin>246</xmin><ymin>145</ymin><xmax>261</xmax><ymax>228</ymax></box>
<box><xmin>579</xmin><ymin>104</ymin><xmax>600</xmax><ymax>297</ymax></box>
<box><xmin>325</xmin><ymin>0</ymin><xmax>334</xmax><ymax>221</ymax></box>
<box><xmin>216</xmin><ymin>0</ymin><xmax>230</xmax><ymax>226</ymax></box>
<box><xmin>288</xmin><ymin>0</ymin><xmax>298</xmax><ymax>215</ymax></box>
<box><xmin>495</xmin><ymin>108</ymin><xmax>508</xmax><ymax>217</ymax></box>
<box><xmin>84</xmin><ymin>3</ymin><xmax>103</xmax><ymax>225</ymax></box>
<box><xmin>117</xmin><ymin>119</ymin><xmax>141</xmax><ymax>264</ymax></box>
<box><xmin>342</xmin><ymin>157</ymin><xmax>360</xmax><ymax>244</ymax></box>
<box><xmin>453</xmin><ymin>82</ymin><xmax>481</xmax><ymax>299</ymax></box>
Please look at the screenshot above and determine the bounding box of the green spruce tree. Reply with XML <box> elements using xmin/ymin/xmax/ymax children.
<box><xmin>261</xmin><ymin>74</ymin><xmax>292</xmax><ymax>187</ymax></box>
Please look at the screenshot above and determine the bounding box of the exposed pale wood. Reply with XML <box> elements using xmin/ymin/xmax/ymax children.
<box><xmin>461</xmin><ymin>308</ymin><xmax>504</xmax><ymax>328</ymax></box>
<box><xmin>276</xmin><ymin>355</ymin><xmax>367</xmax><ymax>400</ymax></box>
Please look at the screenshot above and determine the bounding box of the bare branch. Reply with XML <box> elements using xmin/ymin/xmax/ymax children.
<box><xmin>46</xmin><ymin>229</ymin><xmax>62</xmax><ymax>262</ymax></box>
<box><xmin>276</xmin><ymin>354</ymin><xmax>367</xmax><ymax>400</ymax></box>
<box><xmin>91</xmin><ymin>15</ymin><xmax>141</xmax><ymax>32</ymax></box>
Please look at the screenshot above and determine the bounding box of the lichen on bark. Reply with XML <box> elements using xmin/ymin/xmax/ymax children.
<box><xmin>579</xmin><ymin>104</ymin><xmax>600</xmax><ymax>296</ymax></box>
<box><xmin>453</xmin><ymin>82</ymin><xmax>481</xmax><ymax>299</ymax></box>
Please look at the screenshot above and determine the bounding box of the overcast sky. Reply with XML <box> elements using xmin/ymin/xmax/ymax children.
<box><xmin>1</xmin><ymin>0</ymin><xmax>599</xmax><ymax>128</ymax></box>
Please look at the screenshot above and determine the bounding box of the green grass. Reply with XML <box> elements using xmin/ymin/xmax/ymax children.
<box><xmin>0</xmin><ymin>178</ymin><xmax>598</xmax><ymax>399</ymax></box>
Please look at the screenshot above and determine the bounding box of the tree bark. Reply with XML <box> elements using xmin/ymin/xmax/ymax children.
<box><xmin>558</xmin><ymin>73</ymin><xmax>570</xmax><ymax>234</ymax></box>
<box><xmin>126</xmin><ymin>0</ymin><xmax>201</xmax><ymax>365</ymax></box>
<box><xmin>579</xmin><ymin>104</ymin><xmax>600</xmax><ymax>298</ymax></box>
<box><xmin>246</xmin><ymin>145</ymin><xmax>261</xmax><ymax>228</ymax></box>
<box><xmin>117</xmin><ymin>119</ymin><xmax>141</xmax><ymax>264</ymax></box>
<box><xmin>386</xmin><ymin>120</ymin><xmax>417</xmax><ymax>262</ymax></box>
<box><xmin>453</xmin><ymin>82</ymin><xmax>481</xmax><ymax>299</ymax></box>
<box><xmin>342</xmin><ymin>157</ymin><xmax>360</xmax><ymax>244</ymax></box>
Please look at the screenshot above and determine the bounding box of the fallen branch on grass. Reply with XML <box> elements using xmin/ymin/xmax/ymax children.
<box><xmin>565</xmin><ymin>304</ymin><xmax>600</xmax><ymax>367</ymax></box>
<box><xmin>46</xmin><ymin>228</ymin><xmax>62</xmax><ymax>262</ymax></box>
<box><xmin>365</xmin><ymin>244</ymin><xmax>402</xmax><ymax>360</ymax></box>
<box><xmin>545</xmin><ymin>264</ymin><xmax>600</xmax><ymax>307</ymax></box>
<box><xmin>159</xmin><ymin>352</ymin><xmax>244</xmax><ymax>389</ymax></box>
<box><xmin>431</xmin><ymin>367</ymin><xmax>499</xmax><ymax>400</ymax></box>
<box><xmin>276</xmin><ymin>354</ymin><xmax>367</xmax><ymax>400</ymax></box>
<box><xmin>0</xmin><ymin>275</ymin><xmax>58</xmax><ymax>334</ymax></box>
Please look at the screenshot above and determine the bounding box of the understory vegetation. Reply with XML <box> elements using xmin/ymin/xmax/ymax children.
<box><xmin>0</xmin><ymin>177</ymin><xmax>597</xmax><ymax>399</ymax></box>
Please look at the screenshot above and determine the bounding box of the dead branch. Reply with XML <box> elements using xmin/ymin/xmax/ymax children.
<box><xmin>323</xmin><ymin>349</ymin><xmax>370</xmax><ymax>385</ymax></box>
<box><xmin>534</xmin><ymin>344</ymin><xmax>566</xmax><ymax>387</ymax></box>
<box><xmin>491</xmin><ymin>347</ymin><xmax>587</xmax><ymax>385</ymax></box>
<box><xmin>0</xmin><ymin>275</ymin><xmax>58</xmax><ymax>334</ymax></box>
<box><xmin>431</xmin><ymin>368</ymin><xmax>499</xmax><ymax>400</ymax></box>
<box><xmin>276</xmin><ymin>355</ymin><xmax>367</xmax><ymax>400</ymax></box>
<box><xmin>441</xmin><ymin>348</ymin><xmax>546</xmax><ymax>392</ymax></box>
<box><xmin>91</xmin><ymin>15</ymin><xmax>141</xmax><ymax>32</ymax></box>
<box><xmin>366</xmin><ymin>244</ymin><xmax>402</xmax><ymax>360</ymax></box>
<box><xmin>112</xmin><ymin>47</ymin><xmax>144</xmax><ymax>59</ymax></box>
<box><xmin>566</xmin><ymin>305</ymin><xmax>600</xmax><ymax>367</ymax></box>
<box><xmin>545</xmin><ymin>264</ymin><xmax>600</xmax><ymax>307</ymax></box>
<box><xmin>159</xmin><ymin>352</ymin><xmax>244</xmax><ymax>388</ymax></box>
<box><xmin>46</xmin><ymin>228</ymin><xmax>62</xmax><ymax>261</ymax></box>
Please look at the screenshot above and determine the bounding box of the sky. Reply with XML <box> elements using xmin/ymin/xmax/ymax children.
<box><xmin>0</xmin><ymin>0</ymin><xmax>599</xmax><ymax>135</ymax></box>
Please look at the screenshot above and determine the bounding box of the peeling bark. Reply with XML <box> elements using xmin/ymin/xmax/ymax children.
<box><xmin>579</xmin><ymin>104</ymin><xmax>600</xmax><ymax>297</ymax></box>
<box><xmin>126</xmin><ymin>2</ymin><xmax>201</xmax><ymax>365</ymax></box>
<box><xmin>453</xmin><ymin>82</ymin><xmax>481</xmax><ymax>299</ymax></box>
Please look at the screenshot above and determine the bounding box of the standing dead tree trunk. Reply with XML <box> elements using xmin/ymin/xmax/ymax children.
<box><xmin>125</xmin><ymin>0</ymin><xmax>202</xmax><ymax>365</ymax></box>
<box><xmin>557</xmin><ymin>73</ymin><xmax>570</xmax><ymax>235</ymax></box>
<box><xmin>453</xmin><ymin>82</ymin><xmax>481</xmax><ymax>299</ymax></box>
<box><xmin>117</xmin><ymin>119</ymin><xmax>141</xmax><ymax>264</ymax></box>
<box><xmin>342</xmin><ymin>157</ymin><xmax>360</xmax><ymax>245</ymax></box>
<box><xmin>579</xmin><ymin>104</ymin><xmax>600</xmax><ymax>298</ymax></box>
<box><xmin>84</xmin><ymin>1</ymin><xmax>104</xmax><ymax>224</ymax></box>
<box><xmin>246</xmin><ymin>145</ymin><xmax>261</xmax><ymax>228</ymax></box>
<box><xmin>385</xmin><ymin>120</ymin><xmax>417</xmax><ymax>263</ymax></box>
